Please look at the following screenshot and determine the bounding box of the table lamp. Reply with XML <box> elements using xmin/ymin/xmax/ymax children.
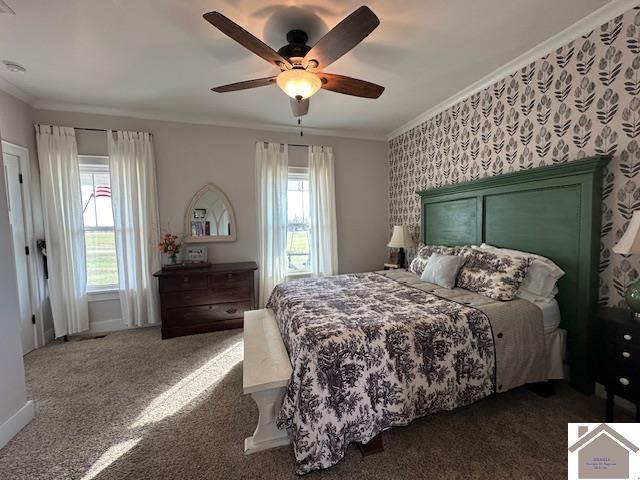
<box><xmin>387</xmin><ymin>225</ymin><xmax>413</xmax><ymax>268</ymax></box>
<box><xmin>613</xmin><ymin>210</ymin><xmax>640</xmax><ymax>318</ymax></box>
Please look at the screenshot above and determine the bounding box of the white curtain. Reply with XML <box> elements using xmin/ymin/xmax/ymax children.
<box><xmin>108</xmin><ymin>130</ymin><xmax>161</xmax><ymax>327</ymax></box>
<box><xmin>35</xmin><ymin>125</ymin><xmax>89</xmax><ymax>336</ymax></box>
<box><xmin>308</xmin><ymin>145</ymin><xmax>338</xmax><ymax>276</ymax></box>
<box><xmin>256</xmin><ymin>141</ymin><xmax>288</xmax><ymax>307</ymax></box>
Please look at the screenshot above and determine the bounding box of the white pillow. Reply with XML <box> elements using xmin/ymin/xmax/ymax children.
<box><xmin>477</xmin><ymin>244</ymin><xmax>565</xmax><ymax>300</ymax></box>
<box><xmin>517</xmin><ymin>285</ymin><xmax>559</xmax><ymax>303</ymax></box>
<box><xmin>420</xmin><ymin>252</ymin><xmax>466</xmax><ymax>289</ymax></box>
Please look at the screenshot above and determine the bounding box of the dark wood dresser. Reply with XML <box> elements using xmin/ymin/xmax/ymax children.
<box><xmin>591</xmin><ymin>306</ymin><xmax>640</xmax><ymax>422</ymax></box>
<box><xmin>154</xmin><ymin>262</ymin><xmax>257</xmax><ymax>339</ymax></box>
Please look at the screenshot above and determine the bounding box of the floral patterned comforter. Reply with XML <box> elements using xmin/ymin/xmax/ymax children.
<box><xmin>266</xmin><ymin>272</ymin><xmax>496</xmax><ymax>474</ymax></box>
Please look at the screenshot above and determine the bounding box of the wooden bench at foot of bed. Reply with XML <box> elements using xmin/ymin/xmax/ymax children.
<box><xmin>243</xmin><ymin>309</ymin><xmax>292</xmax><ymax>454</ymax></box>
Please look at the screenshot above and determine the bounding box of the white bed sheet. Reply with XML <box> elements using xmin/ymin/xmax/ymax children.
<box><xmin>532</xmin><ymin>299</ymin><xmax>565</xmax><ymax>379</ymax></box>
<box><xmin>544</xmin><ymin>328</ymin><xmax>566</xmax><ymax>379</ymax></box>
<box><xmin>533</xmin><ymin>298</ymin><xmax>562</xmax><ymax>334</ymax></box>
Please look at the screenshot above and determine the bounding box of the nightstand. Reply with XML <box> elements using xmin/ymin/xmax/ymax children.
<box><xmin>383</xmin><ymin>263</ymin><xmax>400</xmax><ymax>270</ymax></box>
<box><xmin>591</xmin><ymin>306</ymin><xmax>640</xmax><ymax>422</ymax></box>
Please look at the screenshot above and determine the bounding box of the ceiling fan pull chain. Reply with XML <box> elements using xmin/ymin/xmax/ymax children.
<box><xmin>298</xmin><ymin>117</ymin><xmax>304</xmax><ymax>137</ymax></box>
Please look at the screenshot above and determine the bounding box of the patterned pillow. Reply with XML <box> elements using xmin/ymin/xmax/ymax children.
<box><xmin>408</xmin><ymin>244</ymin><xmax>455</xmax><ymax>276</ymax></box>
<box><xmin>456</xmin><ymin>248</ymin><xmax>532</xmax><ymax>301</ymax></box>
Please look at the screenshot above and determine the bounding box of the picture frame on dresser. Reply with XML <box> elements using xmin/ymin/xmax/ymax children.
<box><xmin>185</xmin><ymin>245</ymin><xmax>207</xmax><ymax>263</ymax></box>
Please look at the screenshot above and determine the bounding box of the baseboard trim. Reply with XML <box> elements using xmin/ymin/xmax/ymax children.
<box><xmin>88</xmin><ymin>317</ymin><xmax>127</xmax><ymax>334</ymax></box>
<box><xmin>0</xmin><ymin>401</ymin><xmax>34</xmax><ymax>449</ymax></box>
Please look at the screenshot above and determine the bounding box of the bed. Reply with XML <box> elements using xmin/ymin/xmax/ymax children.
<box><xmin>268</xmin><ymin>270</ymin><xmax>555</xmax><ymax>473</ymax></box>
<box><xmin>243</xmin><ymin>155</ymin><xmax>610</xmax><ymax>474</ymax></box>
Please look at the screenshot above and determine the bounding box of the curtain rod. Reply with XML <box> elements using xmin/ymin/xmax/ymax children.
<box><xmin>262</xmin><ymin>141</ymin><xmax>309</xmax><ymax>148</ymax></box>
<box><xmin>73</xmin><ymin>127</ymin><xmax>153</xmax><ymax>136</ymax></box>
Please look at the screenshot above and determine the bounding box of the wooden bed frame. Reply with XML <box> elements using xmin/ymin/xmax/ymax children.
<box><xmin>418</xmin><ymin>155</ymin><xmax>610</xmax><ymax>394</ymax></box>
<box><xmin>242</xmin><ymin>155</ymin><xmax>610</xmax><ymax>455</ymax></box>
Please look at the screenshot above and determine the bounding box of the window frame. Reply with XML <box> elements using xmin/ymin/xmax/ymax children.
<box><xmin>286</xmin><ymin>167</ymin><xmax>311</xmax><ymax>275</ymax></box>
<box><xmin>79</xmin><ymin>155</ymin><xmax>119</xmax><ymax>293</ymax></box>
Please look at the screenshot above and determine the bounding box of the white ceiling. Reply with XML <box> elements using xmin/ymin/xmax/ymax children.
<box><xmin>0</xmin><ymin>0</ymin><xmax>620</xmax><ymax>139</ymax></box>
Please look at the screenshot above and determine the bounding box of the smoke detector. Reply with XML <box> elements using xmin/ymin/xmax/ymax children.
<box><xmin>0</xmin><ymin>1</ymin><xmax>15</xmax><ymax>15</ymax></box>
<box><xmin>3</xmin><ymin>61</ymin><xmax>26</xmax><ymax>73</ymax></box>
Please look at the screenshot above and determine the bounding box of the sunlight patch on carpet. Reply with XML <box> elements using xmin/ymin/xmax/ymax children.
<box><xmin>130</xmin><ymin>341</ymin><xmax>242</xmax><ymax>428</ymax></box>
<box><xmin>80</xmin><ymin>437</ymin><xmax>141</xmax><ymax>480</ymax></box>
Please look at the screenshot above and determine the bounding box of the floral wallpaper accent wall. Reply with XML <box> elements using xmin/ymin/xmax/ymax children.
<box><xmin>389</xmin><ymin>6</ymin><xmax>640</xmax><ymax>306</ymax></box>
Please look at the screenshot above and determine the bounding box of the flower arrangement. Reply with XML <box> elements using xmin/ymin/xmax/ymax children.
<box><xmin>158</xmin><ymin>233</ymin><xmax>181</xmax><ymax>264</ymax></box>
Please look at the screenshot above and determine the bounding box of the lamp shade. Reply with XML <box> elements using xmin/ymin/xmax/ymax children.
<box><xmin>276</xmin><ymin>69</ymin><xmax>322</xmax><ymax>100</ymax></box>
<box><xmin>387</xmin><ymin>225</ymin><xmax>413</xmax><ymax>248</ymax></box>
<box><xmin>613</xmin><ymin>211</ymin><xmax>640</xmax><ymax>255</ymax></box>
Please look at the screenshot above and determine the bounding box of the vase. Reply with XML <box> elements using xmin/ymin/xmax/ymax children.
<box><xmin>170</xmin><ymin>254</ymin><xmax>177</xmax><ymax>265</ymax></box>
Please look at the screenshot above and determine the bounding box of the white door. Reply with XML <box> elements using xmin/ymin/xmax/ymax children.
<box><xmin>3</xmin><ymin>150</ymin><xmax>35</xmax><ymax>354</ymax></box>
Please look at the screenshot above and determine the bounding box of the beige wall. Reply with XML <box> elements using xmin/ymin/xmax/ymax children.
<box><xmin>0</xmin><ymin>91</ymin><xmax>36</xmax><ymax>157</ymax></box>
<box><xmin>34</xmin><ymin>109</ymin><xmax>390</xmax><ymax>274</ymax></box>
<box><xmin>34</xmin><ymin>109</ymin><xmax>389</xmax><ymax>328</ymax></box>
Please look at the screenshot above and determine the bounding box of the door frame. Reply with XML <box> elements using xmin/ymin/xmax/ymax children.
<box><xmin>2</xmin><ymin>140</ymin><xmax>44</xmax><ymax>349</ymax></box>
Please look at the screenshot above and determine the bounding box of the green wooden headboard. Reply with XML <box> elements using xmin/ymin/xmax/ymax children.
<box><xmin>417</xmin><ymin>156</ymin><xmax>610</xmax><ymax>395</ymax></box>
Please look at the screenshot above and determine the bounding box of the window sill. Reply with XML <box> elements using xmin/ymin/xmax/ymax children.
<box><xmin>87</xmin><ymin>290</ymin><xmax>120</xmax><ymax>302</ymax></box>
<box><xmin>286</xmin><ymin>271</ymin><xmax>312</xmax><ymax>279</ymax></box>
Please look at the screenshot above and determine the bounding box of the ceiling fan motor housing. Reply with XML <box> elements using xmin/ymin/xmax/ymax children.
<box><xmin>277</xmin><ymin>30</ymin><xmax>312</xmax><ymax>66</ymax></box>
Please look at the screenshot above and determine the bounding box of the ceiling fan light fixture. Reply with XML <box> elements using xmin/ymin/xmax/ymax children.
<box><xmin>276</xmin><ymin>69</ymin><xmax>321</xmax><ymax>100</ymax></box>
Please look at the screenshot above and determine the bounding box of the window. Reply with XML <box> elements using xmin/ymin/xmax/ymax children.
<box><xmin>287</xmin><ymin>168</ymin><xmax>310</xmax><ymax>273</ymax></box>
<box><xmin>79</xmin><ymin>157</ymin><xmax>118</xmax><ymax>291</ymax></box>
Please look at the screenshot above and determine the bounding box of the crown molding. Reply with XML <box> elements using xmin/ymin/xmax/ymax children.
<box><xmin>387</xmin><ymin>0</ymin><xmax>640</xmax><ymax>140</ymax></box>
<box><xmin>32</xmin><ymin>101</ymin><xmax>387</xmax><ymax>142</ymax></box>
<box><xmin>0</xmin><ymin>76</ymin><xmax>34</xmax><ymax>104</ymax></box>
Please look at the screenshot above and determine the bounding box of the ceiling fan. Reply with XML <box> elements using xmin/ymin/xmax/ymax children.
<box><xmin>203</xmin><ymin>6</ymin><xmax>385</xmax><ymax>118</ymax></box>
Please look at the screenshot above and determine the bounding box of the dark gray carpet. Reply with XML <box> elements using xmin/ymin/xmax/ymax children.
<box><xmin>0</xmin><ymin>327</ymin><xmax>624</xmax><ymax>479</ymax></box>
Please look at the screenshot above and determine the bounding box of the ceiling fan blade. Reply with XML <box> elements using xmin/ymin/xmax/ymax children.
<box><xmin>318</xmin><ymin>73</ymin><xmax>384</xmax><ymax>99</ymax></box>
<box><xmin>203</xmin><ymin>11</ymin><xmax>292</xmax><ymax>69</ymax></box>
<box><xmin>211</xmin><ymin>76</ymin><xmax>277</xmax><ymax>93</ymax></box>
<box><xmin>290</xmin><ymin>98</ymin><xmax>309</xmax><ymax>117</ymax></box>
<box><xmin>303</xmin><ymin>6</ymin><xmax>379</xmax><ymax>71</ymax></box>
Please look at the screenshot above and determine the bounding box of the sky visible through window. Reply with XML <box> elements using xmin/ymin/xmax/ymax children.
<box><xmin>287</xmin><ymin>174</ymin><xmax>310</xmax><ymax>273</ymax></box>
<box><xmin>80</xmin><ymin>164</ymin><xmax>118</xmax><ymax>289</ymax></box>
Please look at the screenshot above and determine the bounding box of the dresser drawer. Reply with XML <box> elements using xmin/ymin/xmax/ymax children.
<box><xmin>163</xmin><ymin>287</ymin><xmax>251</xmax><ymax>307</ymax></box>
<box><xmin>209</xmin><ymin>271</ymin><xmax>250</xmax><ymax>289</ymax></box>
<box><xmin>618</xmin><ymin>326</ymin><xmax>640</xmax><ymax>347</ymax></box>
<box><xmin>165</xmin><ymin>302</ymin><xmax>250</xmax><ymax>326</ymax></box>
<box><xmin>597</xmin><ymin>370</ymin><xmax>640</xmax><ymax>399</ymax></box>
<box><xmin>595</xmin><ymin>350</ymin><xmax>640</xmax><ymax>395</ymax></box>
<box><xmin>603</xmin><ymin>342</ymin><xmax>640</xmax><ymax>366</ymax></box>
<box><xmin>160</xmin><ymin>275</ymin><xmax>208</xmax><ymax>292</ymax></box>
<box><xmin>163</xmin><ymin>290</ymin><xmax>218</xmax><ymax>308</ymax></box>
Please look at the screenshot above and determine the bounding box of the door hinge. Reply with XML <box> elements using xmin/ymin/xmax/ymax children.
<box><xmin>18</xmin><ymin>173</ymin><xmax>23</xmax><ymax>184</ymax></box>
<box><xmin>31</xmin><ymin>314</ymin><xmax>36</xmax><ymax>325</ymax></box>
<box><xmin>25</xmin><ymin>245</ymin><xmax>30</xmax><ymax>255</ymax></box>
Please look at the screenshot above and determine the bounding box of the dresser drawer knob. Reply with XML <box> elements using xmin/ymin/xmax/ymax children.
<box><xmin>227</xmin><ymin>273</ymin><xmax>233</xmax><ymax>279</ymax></box>
<box><xmin>619</xmin><ymin>377</ymin><xmax>630</xmax><ymax>386</ymax></box>
<box><xmin>622</xmin><ymin>351</ymin><xmax>631</xmax><ymax>358</ymax></box>
<box><xmin>184</xmin><ymin>313</ymin><xmax>193</xmax><ymax>319</ymax></box>
<box><xmin>183</xmin><ymin>277</ymin><xmax>190</xmax><ymax>283</ymax></box>
<box><xmin>183</xmin><ymin>295</ymin><xmax>192</xmax><ymax>301</ymax></box>
<box><xmin>623</xmin><ymin>334</ymin><xmax>632</xmax><ymax>341</ymax></box>
<box><xmin>226</xmin><ymin>307</ymin><xmax>238</xmax><ymax>314</ymax></box>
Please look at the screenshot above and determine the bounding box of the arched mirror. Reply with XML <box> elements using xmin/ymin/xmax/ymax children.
<box><xmin>184</xmin><ymin>184</ymin><xmax>237</xmax><ymax>243</ymax></box>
